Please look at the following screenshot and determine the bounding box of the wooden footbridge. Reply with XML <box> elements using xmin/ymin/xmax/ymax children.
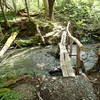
<box><xmin>59</xmin><ymin>21</ymin><xmax>84</xmax><ymax>77</ymax></box>
<box><xmin>0</xmin><ymin>21</ymin><xmax>85</xmax><ymax>77</ymax></box>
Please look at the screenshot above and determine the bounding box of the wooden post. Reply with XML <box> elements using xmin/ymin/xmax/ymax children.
<box><xmin>76</xmin><ymin>45</ymin><xmax>81</xmax><ymax>74</ymax></box>
<box><xmin>66</xmin><ymin>21</ymin><xmax>84</xmax><ymax>50</ymax></box>
<box><xmin>69</xmin><ymin>39</ymin><xmax>73</xmax><ymax>57</ymax></box>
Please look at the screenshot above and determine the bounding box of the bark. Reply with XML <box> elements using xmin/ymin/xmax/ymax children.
<box><xmin>48</xmin><ymin>0</ymin><xmax>55</xmax><ymax>20</ymax></box>
<box><xmin>42</xmin><ymin>0</ymin><xmax>49</xmax><ymax>17</ymax></box>
<box><xmin>42</xmin><ymin>0</ymin><xmax>55</xmax><ymax>20</ymax></box>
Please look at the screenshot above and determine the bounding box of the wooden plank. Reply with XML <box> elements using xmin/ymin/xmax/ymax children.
<box><xmin>59</xmin><ymin>43</ymin><xmax>75</xmax><ymax>77</ymax></box>
<box><xmin>0</xmin><ymin>32</ymin><xmax>18</xmax><ymax>58</ymax></box>
<box><xmin>59</xmin><ymin>31</ymin><xmax>75</xmax><ymax>77</ymax></box>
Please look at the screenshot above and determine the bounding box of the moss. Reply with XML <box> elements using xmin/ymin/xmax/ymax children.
<box><xmin>32</xmin><ymin>34</ymin><xmax>43</xmax><ymax>45</ymax></box>
<box><xmin>15</xmin><ymin>34</ymin><xmax>44</xmax><ymax>47</ymax></box>
<box><xmin>15</xmin><ymin>39</ymin><xmax>33</xmax><ymax>47</ymax></box>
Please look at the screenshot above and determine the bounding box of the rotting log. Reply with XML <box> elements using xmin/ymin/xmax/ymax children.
<box><xmin>59</xmin><ymin>31</ymin><xmax>75</xmax><ymax>77</ymax></box>
<box><xmin>0</xmin><ymin>32</ymin><xmax>18</xmax><ymax>58</ymax></box>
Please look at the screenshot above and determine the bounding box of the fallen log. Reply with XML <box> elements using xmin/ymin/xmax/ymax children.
<box><xmin>59</xmin><ymin>31</ymin><xmax>75</xmax><ymax>77</ymax></box>
<box><xmin>43</xmin><ymin>26</ymin><xmax>65</xmax><ymax>38</ymax></box>
<box><xmin>0</xmin><ymin>32</ymin><xmax>18</xmax><ymax>58</ymax></box>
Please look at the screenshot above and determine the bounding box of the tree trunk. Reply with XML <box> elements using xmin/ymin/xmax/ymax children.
<box><xmin>42</xmin><ymin>0</ymin><xmax>49</xmax><ymax>17</ymax></box>
<box><xmin>0</xmin><ymin>0</ymin><xmax>9</xmax><ymax>27</ymax></box>
<box><xmin>12</xmin><ymin>0</ymin><xmax>17</xmax><ymax>13</ymax></box>
<box><xmin>24</xmin><ymin>0</ymin><xmax>30</xmax><ymax>19</ymax></box>
<box><xmin>37</xmin><ymin>0</ymin><xmax>40</xmax><ymax>8</ymax></box>
<box><xmin>48</xmin><ymin>0</ymin><xmax>55</xmax><ymax>20</ymax></box>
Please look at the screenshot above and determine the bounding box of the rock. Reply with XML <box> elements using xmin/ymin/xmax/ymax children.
<box><xmin>13</xmin><ymin>83</ymin><xmax>38</xmax><ymax>100</ymax></box>
<box><xmin>40</xmin><ymin>75</ymin><xmax>97</xmax><ymax>100</ymax></box>
<box><xmin>0</xmin><ymin>47</ymin><xmax>59</xmax><ymax>79</ymax></box>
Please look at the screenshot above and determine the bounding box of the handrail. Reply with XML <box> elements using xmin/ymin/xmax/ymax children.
<box><xmin>66</xmin><ymin>21</ymin><xmax>84</xmax><ymax>50</ymax></box>
<box><xmin>59</xmin><ymin>31</ymin><xmax>75</xmax><ymax>77</ymax></box>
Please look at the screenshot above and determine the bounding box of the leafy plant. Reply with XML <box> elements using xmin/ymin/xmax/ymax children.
<box><xmin>0</xmin><ymin>88</ymin><xmax>23</xmax><ymax>100</ymax></box>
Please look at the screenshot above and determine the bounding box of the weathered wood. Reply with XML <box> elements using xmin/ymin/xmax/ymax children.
<box><xmin>76</xmin><ymin>45</ymin><xmax>81</xmax><ymax>74</ymax></box>
<box><xmin>66</xmin><ymin>21</ymin><xmax>84</xmax><ymax>49</ymax></box>
<box><xmin>43</xmin><ymin>26</ymin><xmax>65</xmax><ymax>38</ymax></box>
<box><xmin>98</xmin><ymin>48</ymin><xmax>100</xmax><ymax>56</ymax></box>
<box><xmin>69</xmin><ymin>39</ymin><xmax>73</xmax><ymax>57</ymax></box>
<box><xmin>59</xmin><ymin>31</ymin><xmax>75</xmax><ymax>77</ymax></box>
<box><xmin>0</xmin><ymin>32</ymin><xmax>18</xmax><ymax>58</ymax></box>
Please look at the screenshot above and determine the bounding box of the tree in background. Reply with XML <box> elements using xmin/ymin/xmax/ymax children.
<box><xmin>42</xmin><ymin>0</ymin><xmax>55</xmax><ymax>20</ymax></box>
<box><xmin>12</xmin><ymin>0</ymin><xmax>17</xmax><ymax>13</ymax></box>
<box><xmin>42</xmin><ymin>0</ymin><xmax>49</xmax><ymax>18</ymax></box>
<box><xmin>24</xmin><ymin>0</ymin><xmax>30</xmax><ymax>19</ymax></box>
<box><xmin>0</xmin><ymin>0</ymin><xmax>10</xmax><ymax>27</ymax></box>
<box><xmin>48</xmin><ymin>0</ymin><xmax>55</xmax><ymax>20</ymax></box>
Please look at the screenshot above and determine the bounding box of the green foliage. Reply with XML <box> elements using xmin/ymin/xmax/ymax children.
<box><xmin>0</xmin><ymin>11</ymin><xmax>17</xmax><ymax>22</ymax></box>
<box><xmin>55</xmin><ymin>1</ymin><xmax>100</xmax><ymax>42</ymax></box>
<box><xmin>0</xmin><ymin>89</ymin><xmax>23</xmax><ymax>100</ymax></box>
<box><xmin>57</xmin><ymin>2</ymin><xmax>92</xmax><ymax>28</ymax></box>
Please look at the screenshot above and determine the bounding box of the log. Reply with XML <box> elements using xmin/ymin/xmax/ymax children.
<box><xmin>59</xmin><ymin>31</ymin><xmax>75</xmax><ymax>77</ymax></box>
<box><xmin>43</xmin><ymin>31</ymin><xmax>56</xmax><ymax>37</ymax></box>
<box><xmin>66</xmin><ymin>22</ymin><xmax>84</xmax><ymax>49</ymax></box>
<box><xmin>43</xmin><ymin>26</ymin><xmax>65</xmax><ymax>38</ymax></box>
<box><xmin>0</xmin><ymin>32</ymin><xmax>18</xmax><ymax>58</ymax></box>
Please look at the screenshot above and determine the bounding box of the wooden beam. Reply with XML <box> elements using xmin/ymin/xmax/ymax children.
<box><xmin>66</xmin><ymin>21</ymin><xmax>84</xmax><ymax>50</ymax></box>
<box><xmin>59</xmin><ymin>31</ymin><xmax>75</xmax><ymax>77</ymax></box>
<box><xmin>0</xmin><ymin>32</ymin><xmax>18</xmax><ymax>58</ymax></box>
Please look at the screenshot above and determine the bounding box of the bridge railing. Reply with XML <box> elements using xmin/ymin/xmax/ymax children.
<box><xmin>59</xmin><ymin>21</ymin><xmax>84</xmax><ymax>77</ymax></box>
